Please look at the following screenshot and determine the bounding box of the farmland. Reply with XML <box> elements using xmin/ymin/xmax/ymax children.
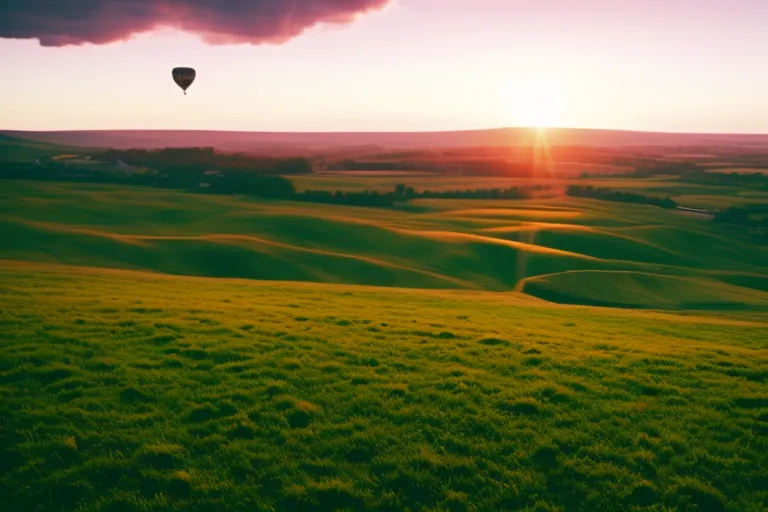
<box><xmin>1</xmin><ymin>136</ymin><xmax>767</xmax><ymax>511</ymax></box>
<box><xmin>2</xmin><ymin>179</ymin><xmax>767</xmax><ymax>303</ymax></box>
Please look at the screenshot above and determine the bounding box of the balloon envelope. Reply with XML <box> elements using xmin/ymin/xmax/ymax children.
<box><xmin>172</xmin><ymin>67</ymin><xmax>196</xmax><ymax>94</ymax></box>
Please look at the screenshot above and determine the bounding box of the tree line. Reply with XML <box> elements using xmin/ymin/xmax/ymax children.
<box><xmin>0</xmin><ymin>161</ymin><xmax>298</xmax><ymax>198</ymax></box>
<box><xmin>294</xmin><ymin>190</ymin><xmax>404</xmax><ymax>207</ymax></box>
<box><xmin>324</xmin><ymin>158</ymin><xmax>539</xmax><ymax>177</ymax></box>
<box><xmin>95</xmin><ymin>147</ymin><xmax>314</xmax><ymax>175</ymax></box>
<box><xmin>0</xmin><ymin>161</ymin><xmax>536</xmax><ymax>208</ymax></box>
<box><xmin>325</xmin><ymin>159</ymin><xmax>432</xmax><ymax>172</ymax></box>
<box><xmin>679</xmin><ymin>170</ymin><xmax>768</xmax><ymax>188</ymax></box>
<box><xmin>293</xmin><ymin>184</ymin><xmax>534</xmax><ymax>206</ymax></box>
<box><xmin>714</xmin><ymin>206</ymin><xmax>768</xmax><ymax>244</ymax></box>
<box><xmin>419</xmin><ymin>186</ymin><xmax>533</xmax><ymax>199</ymax></box>
<box><xmin>567</xmin><ymin>185</ymin><xmax>678</xmax><ymax>209</ymax></box>
<box><xmin>714</xmin><ymin>205</ymin><xmax>768</xmax><ymax>226</ymax></box>
<box><xmin>629</xmin><ymin>161</ymin><xmax>768</xmax><ymax>189</ymax></box>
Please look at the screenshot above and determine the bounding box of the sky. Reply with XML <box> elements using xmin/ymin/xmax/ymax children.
<box><xmin>1</xmin><ymin>0</ymin><xmax>767</xmax><ymax>133</ymax></box>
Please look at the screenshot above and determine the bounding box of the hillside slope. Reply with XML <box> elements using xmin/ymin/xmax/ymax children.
<box><xmin>0</xmin><ymin>134</ymin><xmax>90</xmax><ymax>161</ymax></box>
<box><xmin>2</xmin><ymin>180</ymin><xmax>768</xmax><ymax>310</ymax></box>
<box><xmin>1</xmin><ymin>262</ymin><xmax>766</xmax><ymax>512</ymax></box>
<box><xmin>520</xmin><ymin>270</ymin><xmax>768</xmax><ymax>310</ymax></box>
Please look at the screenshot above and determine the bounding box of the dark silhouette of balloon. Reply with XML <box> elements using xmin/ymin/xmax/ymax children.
<box><xmin>172</xmin><ymin>67</ymin><xmax>196</xmax><ymax>95</ymax></box>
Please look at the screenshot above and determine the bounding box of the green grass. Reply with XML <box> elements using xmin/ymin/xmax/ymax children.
<box><xmin>0</xmin><ymin>135</ymin><xmax>91</xmax><ymax>162</ymax></box>
<box><xmin>1</xmin><ymin>262</ymin><xmax>766</xmax><ymax>512</ymax></box>
<box><xmin>520</xmin><ymin>271</ymin><xmax>768</xmax><ymax>310</ymax></box>
<box><xmin>2</xmin><ymin>180</ymin><xmax>767</xmax><ymax>310</ymax></box>
<box><xmin>1</xmin><ymin>177</ymin><xmax>766</xmax><ymax>511</ymax></box>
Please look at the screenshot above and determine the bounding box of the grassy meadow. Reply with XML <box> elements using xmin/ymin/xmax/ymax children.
<box><xmin>1</xmin><ymin>176</ymin><xmax>767</xmax><ymax>511</ymax></box>
<box><xmin>1</xmin><ymin>262</ymin><xmax>767</xmax><ymax>512</ymax></box>
<box><xmin>2</xmin><ymin>179</ymin><xmax>768</xmax><ymax>304</ymax></box>
<box><xmin>0</xmin><ymin>136</ymin><xmax>91</xmax><ymax>162</ymax></box>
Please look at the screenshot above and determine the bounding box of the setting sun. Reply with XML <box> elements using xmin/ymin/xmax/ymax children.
<box><xmin>499</xmin><ymin>78</ymin><xmax>567</xmax><ymax>128</ymax></box>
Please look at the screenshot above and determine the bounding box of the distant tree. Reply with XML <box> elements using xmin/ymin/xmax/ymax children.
<box><xmin>210</xmin><ymin>173</ymin><xmax>295</xmax><ymax>198</ymax></box>
<box><xmin>273</xmin><ymin>158</ymin><xmax>314</xmax><ymax>175</ymax></box>
<box><xmin>714</xmin><ymin>207</ymin><xmax>752</xmax><ymax>226</ymax></box>
<box><xmin>566</xmin><ymin>185</ymin><xmax>677</xmax><ymax>209</ymax></box>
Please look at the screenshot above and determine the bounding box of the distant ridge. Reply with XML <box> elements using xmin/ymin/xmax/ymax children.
<box><xmin>2</xmin><ymin>127</ymin><xmax>768</xmax><ymax>150</ymax></box>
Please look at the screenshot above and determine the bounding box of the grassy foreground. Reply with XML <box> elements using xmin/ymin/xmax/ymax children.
<box><xmin>1</xmin><ymin>262</ymin><xmax>766</xmax><ymax>512</ymax></box>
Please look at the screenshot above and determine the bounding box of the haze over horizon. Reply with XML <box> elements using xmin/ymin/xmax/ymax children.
<box><xmin>2</xmin><ymin>0</ymin><xmax>767</xmax><ymax>134</ymax></box>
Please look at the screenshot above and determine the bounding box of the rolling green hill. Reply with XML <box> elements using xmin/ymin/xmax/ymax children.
<box><xmin>1</xmin><ymin>176</ymin><xmax>766</xmax><ymax>512</ymax></box>
<box><xmin>1</xmin><ymin>180</ymin><xmax>767</xmax><ymax>310</ymax></box>
<box><xmin>519</xmin><ymin>270</ymin><xmax>768</xmax><ymax>310</ymax></box>
<box><xmin>0</xmin><ymin>134</ymin><xmax>92</xmax><ymax>162</ymax></box>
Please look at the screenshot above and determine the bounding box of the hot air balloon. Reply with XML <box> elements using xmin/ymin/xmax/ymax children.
<box><xmin>172</xmin><ymin>67</ymin><xmax>196</xmax><ymax>95</ymax></box>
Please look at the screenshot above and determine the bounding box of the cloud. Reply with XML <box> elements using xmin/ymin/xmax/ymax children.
<box><xmin>0</xmin><ymin>0</ymin><xmax>391</xmax><ymax>47</ymax></box>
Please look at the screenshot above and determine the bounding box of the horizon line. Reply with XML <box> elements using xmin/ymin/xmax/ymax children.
<box><xmin>3</xmin><ymin>126</ymin><xmax>768</xmax><ymax>136</ymax></box>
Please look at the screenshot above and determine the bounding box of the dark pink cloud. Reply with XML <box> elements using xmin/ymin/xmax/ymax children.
<box><xmin>0</xmin><ymin>0</ymin><xmax>391</xmax><ymax>46</ymax></box>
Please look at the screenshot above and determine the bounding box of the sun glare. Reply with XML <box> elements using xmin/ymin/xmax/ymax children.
<box><xmin>499</xmin><ymin>78</ymin><xmax>566</xmax><ymax>128</ymax></box>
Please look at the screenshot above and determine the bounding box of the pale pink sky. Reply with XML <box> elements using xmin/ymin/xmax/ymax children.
<box><xmin>2</xmin><ymin>0</ymin><xmax>767</xmax><ymax>133</ymax></box>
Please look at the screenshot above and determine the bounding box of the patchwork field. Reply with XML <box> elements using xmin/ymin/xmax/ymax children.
<box><xmin>2</xmin><ymin>180</ymin><xmax>767</xmax><ymax>311</ymax></box>
<box><xmin>292</xmin><ymin>174</ymin><xmax>768</xmax><ymax>211</ymax></box>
